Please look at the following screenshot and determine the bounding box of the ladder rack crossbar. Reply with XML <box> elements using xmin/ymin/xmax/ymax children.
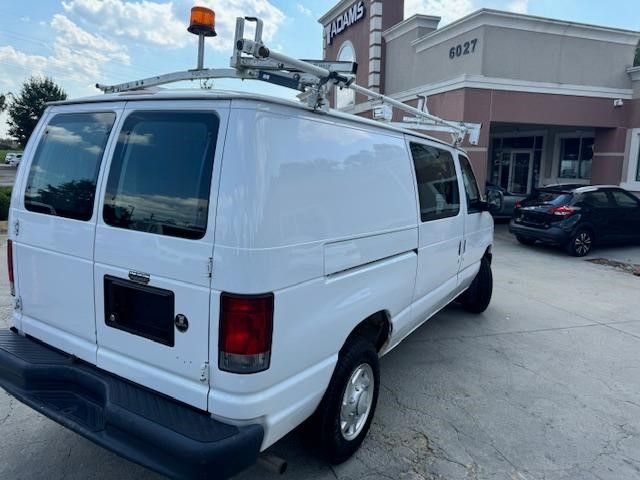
<box><xmin>96</xmin><ymin>16</ymin><xmax>481</xmax><ymax>146</ymax></box>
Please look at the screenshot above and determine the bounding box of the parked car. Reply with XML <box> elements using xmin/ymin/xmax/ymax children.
<box><xmin>4</xmin><ymin>152</ymin><xmax>22</xmax><ymax>165</ymax></box>
<box><xmin>485</xmin><ymin>182</ymin><xmax>527</xmax><ymax>220</ymax></box>
<box><xmin>7</xmin><ymin>153</ymin><xmax>22</xmax><ymax>167</ymax></box>
<box><xmin>509</xmin><ymin>184</ymin><xmax>640</xmax><ymax>256</ymax></box>
<box><xmin>0</xmin><ymin>90</ymin><xmax>495</xmax><ymax>479</ymax></box>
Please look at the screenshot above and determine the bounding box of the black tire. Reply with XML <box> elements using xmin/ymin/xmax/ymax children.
<box><xmin>304</xmin><ymin>337</ymin><xmax>380</xmax><ymax>464</ymax></box>
<box><xmin>516</xmin><ymin>235</ymin><xmax>536</xmax><ymax>246</ymax></box>
<box><xmin>460</xmin><ymin>258</ymin><xmax>493</xmax><ymax>314</ymax></box>
<box><xmin>565</xmin><ymin>228</ymin><xmax>594</xmax><ymax>257</ymax></box>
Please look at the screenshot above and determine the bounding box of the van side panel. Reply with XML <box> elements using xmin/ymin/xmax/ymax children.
<box><xmin>210</xmin><ymin>103</ymin><xmax>419</xmax><ymax>448</ymax></box>
<box><xmin>213</xmin><ymin>102</ymin><xmax>418</xmax><ymax>292</ymax></box>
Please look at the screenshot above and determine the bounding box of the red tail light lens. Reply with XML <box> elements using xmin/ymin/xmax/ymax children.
<box><xmin>7</xmin><ymin>239</ymin><xmax>14</xmax><ymax>296</ymax></box>
<box><xmin>549</xmin><ymin>205</ymin><xmax>578</xmax><ymax>216</ymax></box>
<box><xmin>514</xmin><ymin>201</ymin><xmax>522</xmax><ymax>209</ymax></box>
<box><xmin>219</xmin><ymin>293</ymin><xmax>274</xmax><ymax>374</ymax></box>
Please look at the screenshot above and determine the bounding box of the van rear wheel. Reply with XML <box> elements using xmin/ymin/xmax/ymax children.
<box><xmin>305</xmin><ymin>337</ymin><xmax>380</xmax><ymax>464</ymax></box>
<box><xmin>459</xmin><ymin>257</ymin><xmax>493</xmax><ymax>314</ymax></box>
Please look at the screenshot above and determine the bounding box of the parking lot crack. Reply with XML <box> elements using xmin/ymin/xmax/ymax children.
<box><xmin>0</xmin><ymin>396</ymin><xmax>14</xmax><ymax>425</ymax></box>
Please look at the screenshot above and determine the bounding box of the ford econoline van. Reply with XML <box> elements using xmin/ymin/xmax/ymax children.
<box><xmin>0</xmin><ymin>90</ymin><xmax>493</xmax><ymax>479</ymax></box>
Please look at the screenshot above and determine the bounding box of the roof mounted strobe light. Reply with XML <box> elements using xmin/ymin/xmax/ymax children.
<box><xmin>96</xmin><ymin>9</ymin><xmax>481</xmax><ymax>146</ymax></box>
<box><xmin>188</xmin><ymin>6</ymin><xmax>216</xmax><ymax>70</ymax></box>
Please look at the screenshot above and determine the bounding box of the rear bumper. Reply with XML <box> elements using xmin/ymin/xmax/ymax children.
<box><xmin>0</xmin><ymin>329</ymin><xmax>263</xmax><ymax>480</ymax></box>
<box><xmin>509</xmin><ymin>221</ymin><xmax>570</xmax><ymax>245</ymax></box>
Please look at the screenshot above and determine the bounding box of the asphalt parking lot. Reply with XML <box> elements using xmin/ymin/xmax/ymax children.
<box><xmin>0</xmin><ymin>164</ymin><xmax>17</xmax><ymax>186</ymax></box>
<box><xmin>0</xmin><ymin>224</ymin><xmax>639</xmax><ymax>480</ymax></box>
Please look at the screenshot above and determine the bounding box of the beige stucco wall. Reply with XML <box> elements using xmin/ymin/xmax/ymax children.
<box><xmin>482</xmin><ymin>26</ymin><xmax>636</xmax><ymax>89</ymax></box>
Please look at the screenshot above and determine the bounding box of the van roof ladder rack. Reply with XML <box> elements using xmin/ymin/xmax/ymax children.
<box><xmin>96</xmin><ymin>15</ymin><xmax>480</xmax><ymax>146</ymax></box>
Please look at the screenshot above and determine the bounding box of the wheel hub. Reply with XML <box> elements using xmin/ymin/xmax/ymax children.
<box><xmin>340</xmin><ymin>363</ymin><xmax>374</xmax><ymax>441</ymax></box>
<box><xmin>575</xmin><ymin>232</ymin><xmax>592</xmax><ymax>255</ymax></box>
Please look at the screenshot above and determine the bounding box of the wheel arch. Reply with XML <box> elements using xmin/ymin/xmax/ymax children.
<box><xmin>341</xmin><ymin>310</ymin><xmax>391</xmax><ymax>354</ymax></box>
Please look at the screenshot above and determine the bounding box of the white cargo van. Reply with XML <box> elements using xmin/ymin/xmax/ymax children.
<box><xmin>0</xmin><ymin>89</ymin><xmax>493</xmax><ymax>479</ymax></box>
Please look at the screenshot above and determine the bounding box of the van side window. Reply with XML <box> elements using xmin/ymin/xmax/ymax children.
<box><xmin>410</xmin><ymin>143</ymin><xmax>460</xmax><ymax>222</ymax></box>
<box><xmin>103</xmin><ymin>111</ymin><xmax>219</xmax><ymax>240</ymax></box>
<box><xmin>458</xmin><ymin>155</ymin><xmax>482</xmax><ymax>213</ymax></box>
<box><xmin>25</xmin><ymin>112</ymin><xmax>116</xmax><ymax>221</ymax></box>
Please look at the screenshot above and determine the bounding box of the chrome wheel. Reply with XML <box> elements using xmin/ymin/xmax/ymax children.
<box><xmin>340</xmin><ymin>363</ymin><xmax>374</xmax><ymax>441</ymax></box>
<box><xmin>574</xmin><ymin>231</ymin><xmax>592</xmax><ymax>256</ymax></box>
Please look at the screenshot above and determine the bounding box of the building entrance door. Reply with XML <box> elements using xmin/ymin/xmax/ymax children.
<box><xmin>496</xmin><ymin>150</ymin><xmax>533</xmax><ymax>194</ymax></box>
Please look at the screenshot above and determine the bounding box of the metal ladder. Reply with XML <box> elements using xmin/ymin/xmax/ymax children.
<box><xmin>96</xmin><ymin>16</ymin><xmax>481</xmax><ymax>146</ymax></box>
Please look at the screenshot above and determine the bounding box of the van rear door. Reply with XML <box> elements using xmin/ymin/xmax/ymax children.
<box><xmin>93</xmin><ymin>101</ymin><xmax>229</xmax><ymax>410</ymax></box>
<box><xmin>14</xmin><ymin>103</ymin><xmax>124</xmax><ymax>363</ymax></box>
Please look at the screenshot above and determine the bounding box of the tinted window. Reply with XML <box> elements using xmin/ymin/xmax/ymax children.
<box><xmin>583</xmin><ymin>191</ymin><xmax>610</xmax><ymax>208</ymax></box>
<box><xmin>410</xmin><ymin>143</ymin><xmax>460</xmax><ymax>222</ymax></box>
<box><xmin>559</xmin><ymin>137</ymin><xmax>593</xmax><ymax>179</ymax></box>
<box><xmin>527</xmin><ymin>190</ymin><xmax>573</xmax><ymax>205</ymax></box>
<box><xmin>25</xmin><ymin>112</ymin><xmax>115</xmax><ymax>220</ymax></box>
<box><xmin>458</xmin><ymin>155</ymin><xmax>482</xmax><ymax>213</ymax></box>
<box><xmin>103</xmin><ymin>111</ymin><xmax>219</xmax><ymax>240</ymax></box>
<box><xmin>610</xmin><ymin>190</ymin><xmax>639</xmax><ymax>208</ymax></box>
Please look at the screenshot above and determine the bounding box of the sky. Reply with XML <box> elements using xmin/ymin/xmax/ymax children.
<box><xmin>1</xmin><ymin>0</ymin><xmax>639</xmax><ymax>137</ymax></box>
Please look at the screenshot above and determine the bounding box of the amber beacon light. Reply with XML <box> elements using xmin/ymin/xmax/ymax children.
<box><xmin>188</xmin><ymin>6</ymin><xmax>217</xmax><ymax>70</ymax></box>
<box><xmin>188</xmin><ymin>6</ymin><xmax>217</xmax><ymax>36</ymax></box>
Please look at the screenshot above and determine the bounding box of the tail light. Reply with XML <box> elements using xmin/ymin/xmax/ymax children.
<box><xmin>549</xmin><ymin>205</ymin><xmax>579</xmax><ymax>216</ymax></box>
<box><xmin>219</xmin><ymin>293</ymin><xmax>274</xmax><ymax>374</ymax></box>
<box><xmin>514</xmin><ymin>201</ymin><xmax>522</xmax><ymax>209</ymax></box>
<box><xmin>7</xmin><ymin>239</ymin><xmax>14</xmax><ymax>296</ymax></box>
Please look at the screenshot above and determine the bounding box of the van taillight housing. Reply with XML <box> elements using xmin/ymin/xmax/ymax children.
<box><xmin>7</xmin><ymin>239</ymin><xmax>14</xmax><ymax>296</ymax></box>
<box><xmin>219</xmin><ymin>293</ymin><xmax>274</xmax><ymax>374</ymax></box>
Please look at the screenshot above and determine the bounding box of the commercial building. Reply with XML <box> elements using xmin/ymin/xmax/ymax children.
<box><xmin>319</xmin><ymin>0</ymin><xmax>640</xmax><ymax>194</ymax></box>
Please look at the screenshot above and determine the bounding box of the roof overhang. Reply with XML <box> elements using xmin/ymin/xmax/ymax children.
<box><xmin>628</xmin><ymin>66</ymin><xmax>640</xmax><ymax>82</ymax></box>
<box><xmin>319</xmin><ymin>0</ymin><xmax>359</xmax><ymax>25</ymax></box>
<box><xmin>383</xmin><ymin>14</ymin><xmax>441</xmax><ymax>43</ymax></box>
<box><xmin>412</xmin><ymin>9</ymin><xmax>640</xmax><ymax>52</ymax></box>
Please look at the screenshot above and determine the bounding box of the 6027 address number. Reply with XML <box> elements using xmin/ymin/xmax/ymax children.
<box><xmin>449</xmin><ymin>39</ymin><xmax>478</xmax><ymax>59</ymax></box>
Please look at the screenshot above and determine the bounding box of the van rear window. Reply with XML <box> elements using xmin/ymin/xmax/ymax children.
<box><xmin>25</xmin><ymin>112</ymin><xmax>116</xmax><ymax>221</ymax></box>
<box><xmin>103</xmin><ymin>111</ymin><xmax>219</xmax><ymax>240</ymax></box>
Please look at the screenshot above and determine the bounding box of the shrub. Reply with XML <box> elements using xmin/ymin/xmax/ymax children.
<box><xmin>0</xmin><ymin>187</ymin><xmax>12</xmax><ymax>221</ymax></box>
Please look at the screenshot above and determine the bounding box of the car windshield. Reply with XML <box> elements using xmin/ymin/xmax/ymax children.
<box><xmin>526</xmin><ymin>190</ymin><xmax>573</xmax><ymax>205</ymax></box>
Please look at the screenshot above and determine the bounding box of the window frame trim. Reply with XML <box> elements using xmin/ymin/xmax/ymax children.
<box><xmin>621</xmin><ymin>128</ymin><xmax>640</xmax><ymax>191</ymax></box>
<box><xmin>334</xmin><ymin>40</ymin><xmax>357</xmax><ymax>110</ymax></box>
<box><xmin>458</xmin><ymin>153</ymin><xmax>484</xmax><ymax>214</ymax></box>
<box><xmin>554</xmin><ymin>132</ymin><xmax>595</xmax><ymax>181</ymax></box>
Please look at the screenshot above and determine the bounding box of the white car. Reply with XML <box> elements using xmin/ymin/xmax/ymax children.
<box><xmin>1</xmin><ymin>90</ymin><xmax>494</xmax><ymax>479</ymax></box>
<box><xmin>4</xmin><ymin>152</ymin><xmax>22</xmax><ymax>166</ymax></box>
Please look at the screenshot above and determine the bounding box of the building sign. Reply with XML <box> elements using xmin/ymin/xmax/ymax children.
<box><xmin>448</xmin><ymin>39</ymin><xmax>478</xmax><ymax>59</ymax></box>
<box><xmin>324</xmin><ymin>1</ymin><xmax>366</xmax><ymax>45</ymax></box>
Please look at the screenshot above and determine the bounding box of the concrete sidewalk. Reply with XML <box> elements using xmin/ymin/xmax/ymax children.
<box><xmin>0</xmin><ymin>229</ymin><xmax>639</xmax><ymax>480</ymax></box>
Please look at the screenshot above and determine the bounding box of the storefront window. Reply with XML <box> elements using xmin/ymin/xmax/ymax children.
<box><xmin>335</xmin><ymin>42</ymin><xmax>356</xmax><ymax>109</ymax></box>
<box><xmin>559</xmin><ymin>137</ymin><xmax>593</xmax><ymax>179</ymax></box>
<box><xmin>489</xmin><ymin>135</ymin><xmax>543</xmax><ymax>194</ymax></box>
<box><xmin>637</xmin><ymin>142</ymin><xmax>640</xmax><ymax>182</ymax></box>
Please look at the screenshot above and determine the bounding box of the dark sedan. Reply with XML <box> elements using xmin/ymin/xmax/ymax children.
<box><xmin>509</xmin><ymin>185</ymin><xmax>640</xmax><ymax>256</ymax></box>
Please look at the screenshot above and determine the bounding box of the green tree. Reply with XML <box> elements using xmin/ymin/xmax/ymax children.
<box><xmin>0</xmin><ymin>93</ymin><xmax>6</xmax><ymax>113</ymax></box>
<box><xmin>7</xmin><ymin>77</ymin><xmax>67</xmax><ymax>146</ymax></box>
